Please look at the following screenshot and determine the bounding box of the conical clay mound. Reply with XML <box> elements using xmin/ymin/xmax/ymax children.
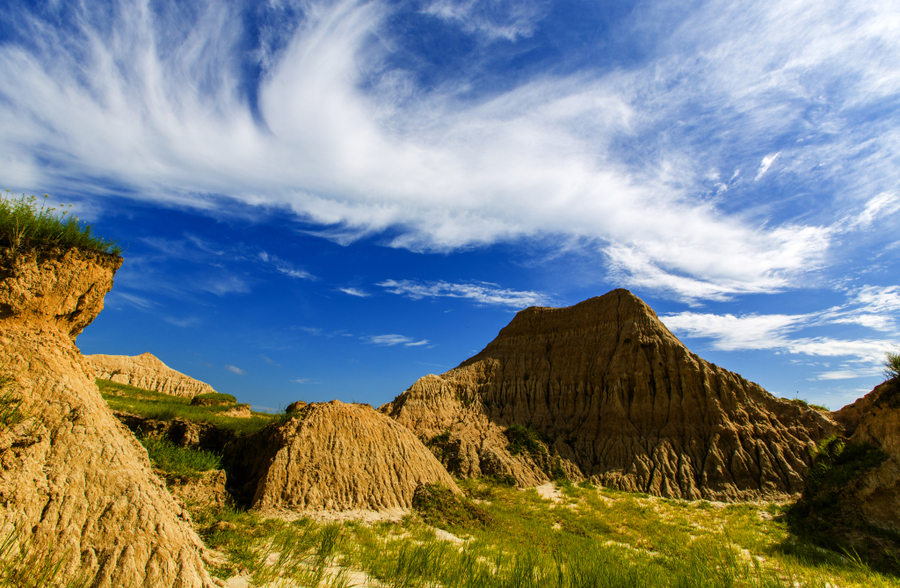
<box><xmin>383</xmin><ymin>289</ymin><xmax>838</xmax><ymax>501</ymax></box>
<box><xmin>0</xmin><ymin>248</ymin><xmax>214</xmax><ymax>587</ymax></box>
<box><xmin>225</xmin><ymin>400</ymin><xmax>460</xmax><ymax>513</ymax></box>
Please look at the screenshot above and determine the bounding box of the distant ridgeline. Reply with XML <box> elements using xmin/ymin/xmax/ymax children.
<box><xmin>86</xmin><ymin>352</ymin><xmax>218</xmax><ymax>398</ymax></box>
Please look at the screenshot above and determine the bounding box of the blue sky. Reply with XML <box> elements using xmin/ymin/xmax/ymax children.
<box><xmin>1</xmin><ymin>0</ymin><xmax>898</xmax><ymax>411</ymax></box>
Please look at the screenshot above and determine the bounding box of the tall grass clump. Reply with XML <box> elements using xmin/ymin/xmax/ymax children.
<box><xmin>0</xmin><ymin>527</ymin><xmax>89</xmax><ymax>588</ymax></box>
<box><xmin>0</xmin><ymin>375</ymin><xmax>27</xmax><ymax>431</ymax></box>
<box><xmin>0</xmin><ymin>191</ymin><xmax>121</xmax><ymax>255</ymax></box>
<box><xmin>140</xmin><ymin>435</ymin><xmax>222</xmax><ymax>477</ymax></box>
<box><xmin>884</xmin><ymin>347</ymin><xmax>900</xmax><ymax>381</ymax></box>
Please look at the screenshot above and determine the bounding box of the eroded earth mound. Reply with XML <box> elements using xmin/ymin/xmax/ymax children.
<box><xmin>224</xmin><ymin>400</ymin><xmax>460</xmax><ymax>512</ymax></box>
<box><xmin>831</xmin><ymin>379</ymin><xmax>900</xmax><ymax>532</ymax></box>
<box><xmin>382</xmin><ymin>289</ymin><xmax>838</xmax><ymax>501</ymax></box>
<box><xmin>87</xmin><ymin>351</ymin><xmax>217</xmax><ymax>398</ymax></box>
<box><xmin>0</xmin><ymin>248</ymin><xmax>214</xmax><ymax>587</ymax></box>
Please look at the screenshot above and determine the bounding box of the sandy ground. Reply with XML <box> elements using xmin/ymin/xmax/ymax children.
<box><xmin>534</xmin><ymin>482</ymin><xmax>563</xmax><ymax>503</ymax></box>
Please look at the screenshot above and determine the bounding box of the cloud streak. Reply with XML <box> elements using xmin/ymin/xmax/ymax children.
<box><xmin>362</xmin><ymin>334</ymin><xmax>430</xmax><ymax>347</ymax></box>
<box><xmin>378</xmin><ymin>279</ymin><xmax>553</xmax><ymax>308</ymax></box>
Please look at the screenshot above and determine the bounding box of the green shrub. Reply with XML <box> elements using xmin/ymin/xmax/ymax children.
<box><xmin>0</xmin><ymin>191</ymin><xmax>121</xmax><ymax>255</ymax></box>
<box><xmin>505</xmin><ymin>423</ymin><xmax>547</xmax><ymax>456</ymax></box>
<box><xmin>412</xmin><ymin>484</ymin><xmax>493</xmax><ymax>530</ymax></box>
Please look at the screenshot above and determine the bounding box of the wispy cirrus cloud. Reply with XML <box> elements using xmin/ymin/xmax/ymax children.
<box><xmin>225</xmin><ymin>364</ymin><xmax>247</xmax><ymax>375</ymax></box>
<box><xmin>0</xmin><ymin>0</ymin><xmax>898</xmax><ymax>302</ymax></box>
<box><xmin>258</xmin><ymin>251</ymin><xmax>316</xmax><ymax>280</ymax></box>
<box><xmin>378</xmin><ymin>279</ymin><xmax>553</xmax><ymax>308</ymax></box>
<box><xmin>362</xmin><ymin>334</ymin><xmax>430</xmax><ymax>347</ymax></box>
<box><xmin>339</xmin><ymin>287</ymin><xmax>370</xmax><ymax>297</ymax></box>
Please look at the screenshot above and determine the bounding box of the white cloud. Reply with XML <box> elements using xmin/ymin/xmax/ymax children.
<box><xmin>1</xmin><ymin>0</ymin><xmax>898</xmax><ymax>301</ymax></box>
<box><xmin>339</xmin><ymin>287</ymin><xmax>370</xmax><ymax>297</ymax></box>
<box><xmin>258</xmin><ymin>251</ymin><xmax>316</xmax><ymax>281</ymax></box>
<box><xmin>662</xmin><ymin>284</ymin><xmax>900</xmax><ymax>367</ymax></box>
<box><xmin>112</xmin><ymin>291</ymin><xmax>157</xmax><ymax>310</ymax></box>
<box><xmin>378</xmin><ymin>279</ymin><xmax>552</xmax><ymax>308</ymax></box>
<box><xmin>163</xmin><ymin>316</ymin><xmax>201</xmax><ymax>328</ymax></box>
<box><xmin>225</xmin><ymin>364</ymin><xmax>246</xmax><ymax>375</ymax></box>
<box><xmin>754</xmin><ymin>152</ymin><xmax>780</xmax><ymax>181</ymax></box>
<box><xmin>362</xmin><ymin>334</ymin><xmax>429</xmax><ymax>347</ymax></box>
<box><xmin>661</xmin><ymin>312</ymin><xmax>807</xmax><ymax>350</ymax></box>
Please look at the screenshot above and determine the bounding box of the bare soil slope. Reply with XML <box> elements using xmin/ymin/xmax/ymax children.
<box><xmin>382</xmin><ymin>289</ymin><xmax>837</xmax><ymax>501</ymax></box>
<box><xmin>225</xmin><ymin>400</ymin><xmax>460</xmax><ymax>512</ymax></box>
<box><xmin>0</xmin><ymin>248</ymin><xmax>214</xmax><ymax>587</ymax></box>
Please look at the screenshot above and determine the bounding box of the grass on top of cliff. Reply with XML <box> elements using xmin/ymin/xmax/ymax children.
<box><xmin>0</xmin><ymin>191</ymin><xmax>121</xmax><ymax>255</ymax></box>
<box><xmin>97</xmin><ymin>379</ymin><xmax>275</xmax><ymax>435</ymax></box>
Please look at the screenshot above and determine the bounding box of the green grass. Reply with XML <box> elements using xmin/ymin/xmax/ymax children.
<box><xmin>0</xmin><ymin>191</ymin><xmax>121</xmax><ymax>255</ymax></box>
<box><xmin>190</xmin><ymin>392</ymin><xmax>238</xmax><ymax>406</ymax></box>
<box><xmin>139</xmin><ymin>435</ymin><xmax>222</xmax><ymax>477</ymax></box>
<box><xmin>0</xmin><ymin>375</ymin><xmax>27</xmax><ymax>430</ymax></box>
<box><xmin>97</xmin><ymin>379</ymin><xmax>274</xmax><ymax>435</ymax></box>
<box><xmin>412</xmin><ymin>483</ymin><xmax>493</xmax><ymax>529</ymax></box>
<box><xmin>182</xmin><ymin>477</ymin><xmax>897</xmax><ymax>587</ymax></box>
<box><xmin>0</xmin><ymin>527</ymin><xmax>89</xmax><ymax>588</ymax></box>
<box><xmin>789</xmin><ymin>398</ymin><xmax>830</xmax><ymax>412</ymax></box>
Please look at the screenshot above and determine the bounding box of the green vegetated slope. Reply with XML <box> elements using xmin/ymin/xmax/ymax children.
<box><xmin>98</xmin><ymin>378</ymin><xmax>275</xmax><ymax>436</ymax></box>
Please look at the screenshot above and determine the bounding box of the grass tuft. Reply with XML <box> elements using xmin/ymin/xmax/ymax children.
<box><xmin>0</xmin><ymin>191</ymin><xmax>121</xmax><ymax>255</ymax></box>
<box><xmin>0</xmin><ymin>527</ymin><xmax>89</xmax><ymax>588</ymax></box>
<box><xmin>139</xmin><ymin>435</ymin><xmax>222</xmax><ymax>477</ymax></box>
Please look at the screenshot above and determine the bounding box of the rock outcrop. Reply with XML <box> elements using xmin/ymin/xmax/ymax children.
<box><xmin>86</xmin><ymin>352</ymin><xmax>217</xmax><ymax>398</ymax></box>
<box><xmin>224</xmin><ymin>400</ymin><xmax>460</xmax><ymax>512</ymax></box>
<box><xmin>0</xmin><ymin>248</ymin><xmax>214</xmax><ymax>587</ymax></box>
<box><xmin>831</xmin><ymin>379</ymin><xmax>900</xmax><ymax>532</ymax></box>
<box><xmin>382</xmin><ymin>289</ymin><xmax>837</xmax><ymax>501</ymax></box>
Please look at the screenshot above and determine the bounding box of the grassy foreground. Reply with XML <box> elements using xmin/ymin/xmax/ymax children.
<box><xmin>185</xmin><ymin>478</ymin><xmax>898</xmax><ymax>588</ymax></box>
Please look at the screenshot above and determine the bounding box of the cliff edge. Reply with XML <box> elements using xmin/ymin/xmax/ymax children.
<box><xmin>0</xmin><ymin>248</ymin><xmax>214</xmax><ymax>587</ymax></box>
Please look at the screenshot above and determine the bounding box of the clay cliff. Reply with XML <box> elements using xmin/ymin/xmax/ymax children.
<box><xmin>382</xmin><ymin>289</ymin><xmax>838</xmax><ymax>501</ymax></box>
<box><xmin>224</xmin><ymin>400</ymin><xmax>460</xmax><ymax>512</ymax></box>
<box><xmin>87</xmin><ymin>352</ymin><xmax>217</xmax><ymax>398</ymax></box>
<box><xmin>0</xmin><ymin>248</ymin><xmax>214</xmax><ymax>587</ymax></box>
<box><xmin>831</xmin><ymin>379</ymin><xmax>900</xmax><ymax>532</ymax></box>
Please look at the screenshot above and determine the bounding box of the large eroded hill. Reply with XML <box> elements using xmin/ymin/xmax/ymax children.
<box><xmin>382</xmin><ymin>289</ymin><xmax>838</xmax><ymax>501</ymax></box>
